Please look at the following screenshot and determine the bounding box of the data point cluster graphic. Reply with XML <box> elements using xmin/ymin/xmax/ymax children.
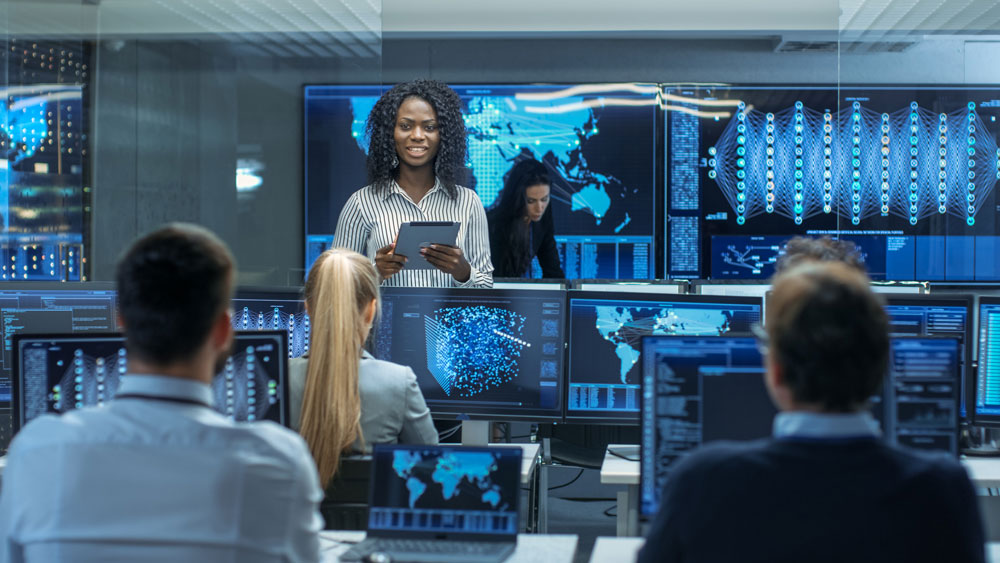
<box><xmin>424</xmin><ymin>306</ymin><xmax>528</xmax><ymax>397</ymax></box>
<box><xmin>708</xmin><ymin>101</ymin><xmax>1000</xmax><ymax>226</ymax></box>
<box><xmin>235</xmin><ymin>306</ymin><xmax>310</xmax><ymax>358</ymax></box>
<box><xmin>52</xmin><ymin>348</ymin><xmax>127</xmax><ymax>412</ymax></box>
<box><xmin>210</xmin><ymin>345</ymin><xmax>279</xmax><ymax>422</ymax></box>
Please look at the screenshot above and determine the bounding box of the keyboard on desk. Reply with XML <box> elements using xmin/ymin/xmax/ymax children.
<box><xmin>341</xmin><ymin>537</ymin><xmax>516</xmax><ymax>563</ymax></box>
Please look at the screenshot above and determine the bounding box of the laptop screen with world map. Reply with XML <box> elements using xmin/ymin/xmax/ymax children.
<box><xmin>367</xmin><ymin>445</ymin><xmax>522</xmax><ymax>540</ymax></box>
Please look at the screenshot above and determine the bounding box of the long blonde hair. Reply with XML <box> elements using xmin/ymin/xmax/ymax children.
<box><xmin>299</xmin><ymin>248</ymin><xmax>380</xmax><ymax>487</ymax></box>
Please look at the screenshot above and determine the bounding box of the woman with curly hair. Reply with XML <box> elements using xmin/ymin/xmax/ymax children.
<box><xmin>333</xmin><ymin>79</ymin><xmax>493</xmax><ymax>287</ymax></box>
<box><xmin>488</xmin><ymin>158</ymin><xmax>564</xmax><ymax>279</ymax></box>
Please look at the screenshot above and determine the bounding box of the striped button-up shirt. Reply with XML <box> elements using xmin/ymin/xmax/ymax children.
<box><xmin>333</xmin><ymin>179</ymin><xmax>493</xmax><ymax>288</ymax></box>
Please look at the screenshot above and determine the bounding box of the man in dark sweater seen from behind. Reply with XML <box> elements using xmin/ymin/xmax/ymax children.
<box><xmin>638</xmin><ymin>261</ymin><xmax>985</xmax><ymax>563</ymax></box>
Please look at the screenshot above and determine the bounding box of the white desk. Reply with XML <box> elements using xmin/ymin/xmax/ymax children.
<box><xmin>964</xmin><ymin>458</ymin><xmax>1000</xmax><ymax>487</ymax></box>
<box><xmin>589</xmin><ymin>536</ymin><xmax>645</xmax><ymax>562</ymax></box>
<box><xmin>320</xmin><ymin>531</ymin><xmax>577</xmax><ymax>563</ymax></box>
<box><xmin>599</xmin><ymin>444</ymin><xmax>640</xmax><ymax>536</ymax></box>
<box><xmin>493</xmin><ymin>442</ymin><xmax>539</xmax><ymax>486</ymax></box>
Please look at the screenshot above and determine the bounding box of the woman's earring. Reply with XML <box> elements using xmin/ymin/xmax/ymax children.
<box><xmin>391</xmin><ymin>155</ymin><xmax>399</xmax><ymax>168</ymax></box>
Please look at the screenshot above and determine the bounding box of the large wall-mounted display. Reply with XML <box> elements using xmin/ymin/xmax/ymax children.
<box><xmin>665</xmin><ymin>85</ymin><xmax>1000</xmax><ymax>281</ymax></box>
<box><xmin>304</xmin><ymin>83</ymin><xmax>658</xmax><ymax>280</ymax></box>
<box><xmin>2</xmin><ymin>40</ymin><xmax>90</xmax><ymax>281</ymax></box>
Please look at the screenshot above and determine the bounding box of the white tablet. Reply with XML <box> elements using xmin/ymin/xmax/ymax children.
<box><xmin>392</xmin><ymin>221</ymin><xmax>461</xmax><ymax>270</ymax></box>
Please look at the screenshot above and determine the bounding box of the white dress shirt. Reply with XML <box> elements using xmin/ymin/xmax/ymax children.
<box><xmin>0</xmin><ymin>374</ymin><xmax>323</xmax><ymax>563</ymax></box>
<box><xmin>333</xmin><ymin>179</ymin><xmax>494</xmax><ymax>288</ymax></box>
<box><xmin>772</xmin><ymin>410</ymin><xmax>881</xmax><ymax>440</ymax></box>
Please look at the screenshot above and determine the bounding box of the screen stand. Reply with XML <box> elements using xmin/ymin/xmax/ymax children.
<box><xmin>461</xmin><ymin>420</ymin><xmax>490</xmax><ymax>446</ymax></box>
<box><xmin>964</xmin><ymin>426</ymin><xmax>1000</xmax><ymax>456</ymax></box>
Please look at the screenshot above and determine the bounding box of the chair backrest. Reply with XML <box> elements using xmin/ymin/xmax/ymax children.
<box><xmin>320</xmin><ymin>455</ymin><xmax>371</xmax><ymax>530</ymax></box>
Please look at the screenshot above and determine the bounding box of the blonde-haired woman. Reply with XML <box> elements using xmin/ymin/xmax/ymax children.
<box><xmin>289</xmin><ymin>248</ymin><xmax>437</xmax><ymax>486</ymax></box>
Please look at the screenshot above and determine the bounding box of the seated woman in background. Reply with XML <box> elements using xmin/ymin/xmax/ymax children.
<box><xmin>487</xmin><ymin>158</ymin><xmax>565</xmax><ymax>279</ymax></box>
<box><xmin>290</xmin><ymin>248</ymin><xmax>437</xmax><ymax>486</ymax></box>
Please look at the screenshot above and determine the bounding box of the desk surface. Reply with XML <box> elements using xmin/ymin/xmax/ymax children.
<box><xmin>589</xmin><ymin>536</ymin><xmax>644</xmax><ymax>562</ymax></box>
<box><xmin>320</xmin><ymin>531</ymin><xmax>577</xmax><ymax>563</ymax></box>
<box><xmin>493</xmin><ymin>442</ymin><xmax>539</xmax><ymax>486</ymax></box>
<box><xmin>600</xmin><ymin>445</ymin><xmax>1000</xmax><ymax>488</ymax></box>
<box><xmin>600</xmin><ymin>444</ymin><xmax>640</xmax><ymax>486</ymax></box>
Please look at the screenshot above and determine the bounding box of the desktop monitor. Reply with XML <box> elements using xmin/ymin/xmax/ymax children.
<box><xmin>373</xmin><ymin>287</ymin><xmax>566</xmax><ymax>421</ymax></box>
<box><xmin>232</xmin><ymin>287</ymin><xmax>309</xmax><ymax>358</ymax></box>
<box><xmin>565</xmin><ymin>291</ymin><xmax>762</xmax><ymax>424</ymax></box>
<box><xmin>638</xmin><ymin>335</ymin><xmax>762</xmax><ymax>516</ymax></box>
<box><xmin>11</xmin><ymin>330</ymin><xmax>291</xmax><ymax>434</ymax></box>
<box><xmin>973</xmin><ymin>296</ymin><xmax>1000</xmax><ymax>426</ymax></box>
<box><xmin>664</xmin><ymin>84</ymin><xmax>1000</xmax><ymax>281</ymax></box>
<box><xmin>0</xmin><ymin>282</ymin><xmax>118</xmax><ymax>450</ymax></box>
<box><xmin>304</xmin><ymin>83</ymin><xmax>658</xmax><ymax>279</ymax></box>
<box><xmin>640</xmin><ymin>334</ymin><xmax>961</xmax><ymax>516</ymax></box>
<box><xmin>883</xmin><ymin>294</ymin><xmax>972</xmax><ymax>419</ymax></box>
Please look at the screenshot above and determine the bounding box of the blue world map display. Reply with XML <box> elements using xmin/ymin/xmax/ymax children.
<box><xmin>304</xmin><ymin>84</ymin><xmax>657</xmax><ymax>278</ymax></box>
<box><xmin>346</xmin><ymin>84</ymin><xmax>655</xmax><ymax>236</ymax></box>
<box><xmin>390</xmin><ymin>449</ymin><xmax>508</xmax><ymax>511</ymax></box>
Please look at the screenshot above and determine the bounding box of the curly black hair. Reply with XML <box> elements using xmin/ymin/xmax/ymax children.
<box><xmin>365</xmin><ymin>79</ymin><xmax>468</xmax><ymax>199</ymax></box>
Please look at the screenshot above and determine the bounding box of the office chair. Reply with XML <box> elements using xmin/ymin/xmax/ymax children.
<box><xmin>320</xmin><ymin>455</ymin><xmax>371</xmax><ymax>530</ymax></box>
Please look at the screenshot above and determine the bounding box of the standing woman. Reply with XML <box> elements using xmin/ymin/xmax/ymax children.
<box><xmin>290</xmin><ymin>248</ymin><xmax>437</xmax><ymax>487</ymax></box>
<box><xmin>333</xmin><ymin>79</ymin><xmax>493</xmax><ymax>288</ymax></box>
<box><xmin>488</xmin><ymin>158</ymin><xmax>564</xmax><ymax>278</ymax></box>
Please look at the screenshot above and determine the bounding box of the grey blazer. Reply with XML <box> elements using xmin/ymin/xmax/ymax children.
<box><xmin>288</xmin><ymin>352</ymin><xmax>438</xmax><ymax>452</ymax></box>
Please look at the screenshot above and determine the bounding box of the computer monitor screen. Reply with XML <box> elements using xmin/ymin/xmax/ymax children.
<box><xmin>641</xmin><ymin>335</ymin><xmax>960</xmax><ymax>516</ymax></box>
<box><xmin>0</xmin><ymin>283</ymin><xmax>117</xmax><ymax>449</ymax></box>
<box><xmin>566</xmin><ymin>291</ymin><xmax>761</xmax><ymax>423</ymax></box>
<box><xmin>373</xmin><ymin>288</ymin><xmax>566</xmax><ymax>421</ymax></box>
<box><xmin>367</xmin><ymin>444</ymin><xmax>522</xmax><ymax>538</ymax></box>
<box><xmin>638</xmin><ymin>335</ymin><xmax>762</xmax><ymax>515</ymax></box>
<box><xmin>974</xmin><ymin>297</ymin><xmax>1000</xmax><ymax>425</ymax></box>
<box><xmin>883</xmin><ymin>294</ymin><xmax>972</xmax><ymax>418</ymax></box>
<box><xmin>304</xmin><ymin>83</ymin><xmax>658</xmax><ymax>279</ymax></box>
<box><xmin>876</xmin><ymin>336</ymin><xmax>961</xmax><ymax>454</ymax></box>
<box><xmin>232</xmin><ymin>287</ymin><xmax>308</xmax><ymax>358</ymax></box>
<box><xmin>664</xmin><ymin>84</ymin><xmax>1000</xmax><ymax>281</ymax></box>
<box><xmin>12</xmin><ymin>330</ymin><xmax>291</xmax><ymax>433</ymax></box>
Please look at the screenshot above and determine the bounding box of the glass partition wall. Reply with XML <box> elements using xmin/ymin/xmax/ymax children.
<box><xmin>2</xmin><ymin>0</ymin><xmax>383</xmax><ymax>286</ymax></box>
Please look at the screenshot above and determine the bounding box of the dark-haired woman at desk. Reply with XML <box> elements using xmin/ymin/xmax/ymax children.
<box><xmin>333</xmin><ymin>79</ymin><xmax>493</xmax><ymax>288</ymax></box>
<box><xmin>488</xmin><ymin>158</ymin><xmax>564</xmax><ymax>279</ymax></box>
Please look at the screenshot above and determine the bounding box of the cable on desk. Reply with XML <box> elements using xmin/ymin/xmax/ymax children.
<box><xmin>608</xmin><ymin>448</ymin><xmax>640</xmax><ymax>462</ymax></box>
<box><xmin>522</xmin><ymin>468</ymin><xmax>586</xmax><ymax>492</ymax></box>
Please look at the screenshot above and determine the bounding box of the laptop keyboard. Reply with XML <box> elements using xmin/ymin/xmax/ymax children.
<box><xmin>343</xmin><ymin>538</ymin><xmax>513</xmax><ymax>562</ymax></box>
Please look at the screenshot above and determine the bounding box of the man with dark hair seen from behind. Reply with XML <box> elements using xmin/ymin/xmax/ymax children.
<box><xmin>775</xmin><ymin>235</ymin><xmax>866</xmax><ymax>273</ymax></box>
<box><xmin>0</xmin><ymin>223</ymin><xmax>323</xmax><ymax>562</ymax></box>
<box><xmin>638</xmin><ymin>261</ymin><xmax>984</xmax><ymax>563</ymax></box>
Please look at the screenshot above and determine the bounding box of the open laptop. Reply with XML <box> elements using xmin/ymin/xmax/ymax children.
<box><xmin>342</xmin><ymin>444</ymin><xmax>522</xmax><ymax>563</ymax></box>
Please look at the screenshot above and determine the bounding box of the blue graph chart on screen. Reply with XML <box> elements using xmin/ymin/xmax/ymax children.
<box><xmin>53</xmin><ymin>347</ymin><xmax>127</xmax><ymax>412</ymax></box>
<box><xmin>304</xmin><ymin>84</ymin><xmax>657</xmax><ymax>278</ymax></box>
<box><xmin>709</xmin><ymin>100</ymin><xmax>1000</xmax><ymax>226</ymax></box>
<box><xmin>665</xmin><ymin>85</ymin><xmax>1000</xmax><ymax>281</ymax></box>
<box><xmin>424</xmin><ymin>305</ymin><xmax>528</xmax><ymax>398</ymax></box>
<box><xmin>211</xmin><ymin>346</ymin><xmax>280</xmax><ymax>422</ymax></box>
<box><xmin>233</xmin><ymin>305</ymin><xmax>310</xmax><ymax>358</ymax></box>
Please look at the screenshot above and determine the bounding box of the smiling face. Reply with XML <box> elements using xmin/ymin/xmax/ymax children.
<box><xmin>393</xmin><ymin>96</ymin><xmax>440</xmax><ymax>170</ymax></box>
<box><xmin>524</xmin><ymin>183</ymin><xmax>551</xmax><ymax>222</ymax></box>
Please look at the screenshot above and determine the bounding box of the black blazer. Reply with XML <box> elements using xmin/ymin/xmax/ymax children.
<box><xmin>488</xmin><ymin>210</ymin><xmax>564</xmax><ymax>278</ymax></box>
